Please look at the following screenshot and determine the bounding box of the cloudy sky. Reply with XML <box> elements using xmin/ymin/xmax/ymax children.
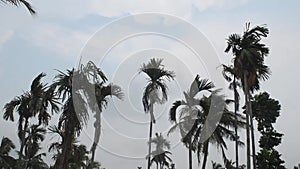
<box><xmin>1</xmin><ymin>0</ymin><xmax>300</xmax><ymax>168</ymax></box>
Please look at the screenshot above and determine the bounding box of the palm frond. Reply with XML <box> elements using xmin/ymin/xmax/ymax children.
<box><xmin>169</xmin><ymin>100</ymin><xmax>182</xmax><ymax>122</ymax></box>
<box><xmin>1</xmin><ymin>0</ymin><xmax>36</xmax><ymax>14</ymax></box>
<box><xmin>3</xmin><ymin>96</ymin><xmax>21</xmax><ymax>121</ymax></box>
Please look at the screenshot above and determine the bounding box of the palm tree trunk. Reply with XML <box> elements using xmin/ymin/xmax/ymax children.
<box><xmin>248</xmin><ymin>91</ymin><xmax>256</xmax><ymax>169</ymax></box>
<box><xmin>201</xmin><ymin>141</ymin><xmax>209</xmax><ymax>169</ymax></box>
<box><xmin>233</xmin><ymin>77</ymin><xmax>239</xmax><ymax>169</ymax></box>
<box><xmin>24</xmin><ymin>141</ymin><xmax>32</xmax><ymax>169</ymax></box>
<box><xmin>147</xmin><ymin>103</ymin><xmax>154</xmax><ymax>169</ymax></box>
<box><xmin>19</xmin><ymin>118</ymin><xmax>29</xmax><ymax>159</ymax></box>
<box><xmin>188</xmin><ymin>143</ymin><xmax>192</xmax><ymax>169</ymax></box>
<box><xmin>243</xmin><ymin>72</ymin><xmax>251</xmax><ymax>169</ymax></box>
<box><xmin>91</xmin><ymin>111</ymin><xmax>102</xmax><ymax>166</ymax></box>
<box><xmin>59</xmin><ymin>121</ymin><xmax>73</xmax><ymax>169</ymax></box>
<box><xmin>91</xmin><ymin>143</ymin><xmax>96</xmax><ymax>165</ymax></box>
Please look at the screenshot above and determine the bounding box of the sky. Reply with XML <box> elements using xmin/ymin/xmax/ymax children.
<box><xmin>1</xmin><ymin>0</ymin><xmax>300</xmax><ymax>168</ymax></box>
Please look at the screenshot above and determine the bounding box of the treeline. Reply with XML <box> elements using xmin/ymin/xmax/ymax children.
<box><xmin>0</xmin><ymin>23</ymin><xmax>287</xmax><ymax>169</ymax></box>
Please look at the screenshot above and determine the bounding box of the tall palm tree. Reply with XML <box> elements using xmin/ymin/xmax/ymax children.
<box><xmin>222</xmin><ymin>64</ymin><xmax>241</xmax><ymax>168</ymax></box>
<box><xmin>149</xmin><ymin>133</ymin><xmax>172</xmax><ymax>169</ymax></box>
<box><xmin>0</xmin><ymin>137</ymin><xmax>16</xmax><ymax>168</ymax></box>
<box><xmin>90</xmin><ymin>83</ymin><xmax>123</xmax><ymax>165</ymax></box>
<box><xmin>140</xmin><ymin>58</ymin><xmax>175</xmax><ymax>169</ymax></box>
<box><xmin>1</xmin><ymin>0</ymin><xmax>35</xmax><ymax>14</ymax></box>
<box><xmin>3</xmin><ymin>73</ymin><xmax>59</xmax><ymax>158</ymax></box>
<box><xmin>51</xmin><ymin>61</ymin><xmax>107</xmax><ymax>169</ymax></box>
<box><xmin>225</xmin><ymin>23</ymin><xmax>270</xmax><ymax>169</ymax></box>
<box><xmin>168</xmin><ymin>75</ymin><xmax>214</xmax><ymax>169</ymax></box>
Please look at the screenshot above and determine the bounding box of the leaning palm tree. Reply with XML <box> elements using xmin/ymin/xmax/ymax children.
<box><xmin>51</xmin><ymin>61</ymin><xmax>107</xmax><ymax>169</ymax></box>
<box><xmin>1</xmin><ymin>0</ymin><xmax>35</xmax><ymax>14</ymax></box>
<box><xmin>149</xmin><ymin>133</ymin><xmax>172</xmax><ymax>169</ymax></box>
<box><xmin>3</xmin><ymin>73</ymin><xmax>59</xmax><ymax>159</ymax></box>
<box><xmin>90</xmin><ymin>83</ymin><xmax>123</xmax><ymax>165</ymax></box>
<box><xmin>140</xmin><ymin>58</ymin><xmax>175</xmax><ymax>169</ymax></box>
<box><xmin>168</xmin><ymin>75</ymin><xmax>214</xmax><ymax>169</ymax></box>
<box><xmin>225</xmin><ymin>22</ymin><xmax>270</xmax><ymax>169</ymax></box>
<box><xmin>0</xmin><ymin>137</ymin><xmax>16</xmax><ymax>168</ymax></box>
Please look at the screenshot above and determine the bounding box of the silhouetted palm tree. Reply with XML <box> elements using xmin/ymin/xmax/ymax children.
<box><xmin>140</xmin><ymin>58</ymin><xmax>175</xmax><ymax>169</ymax></box>
<box><xmin>20</xmin><ymin>124</ymin><xmax>48</xmax><ymax>169</ymax></box>
<box><xmin>48</xmin><ymin>126</ymin><xmax>103</xmax><ymax>169</ymax></box>
<box><xmin>168</xmin><ymin>75</ymin><xmax>214</xmax><ymax>169</ymax></box>
<box><xmin>1</xmin><ymin>0</ymin><xmax>35</xmax><ymax>14</ymax></box>
<box><xmin>225</xmin><ymin>23</ymin><xmax>270</xmax><ymax>169</ymax></box>
<box><xmin>0</xmin><ymin>137</ymin><xmax>16</xmax><ymax>168</ymax></box>
<box><xmin>90</xmin><ymin>83</ymin><xmax>123</xmax><ymax>165</ymax></box>
<box><xmin>149</xmin><ymin>133</ymin><xmax>172</xmax><ymax>169</ymax></box>
<box><xmin>222</xmin><ymin>64</ymin><xmax>241</xmax><ymax>168</ymax></box>
<box><xmin>3</xmin><ymin>73</ymin><xmax>59</xmax><ymax>159</ymax></box>
<box><xmin>51</xmin><ymin>61</ymin><xmax>107</xmax><ymax>169</ymax></box>
<box><xmin>196</xmin><ymin>93</ymin><xmax>244</xmax><ymax>169</ymax></box>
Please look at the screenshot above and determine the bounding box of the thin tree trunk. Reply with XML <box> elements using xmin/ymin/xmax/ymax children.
<box><xmin>91</xmin><ymin>143</ymin><xmax>96</xmax><ymax>165</ymax></box>
<box><xmin>248</xmin><ymin>91</ymin><xmax>256</xmax><ymax>169</ymax></box>
<box><xmin>201</xmin><ymin>141</ymin><xmax>209</xmax><ymax>169</ymax></box>
<box><xmin>147</xmin><ymin>104</ymin><xmax>154</xmax><ymax>169</ymax></box>
<box><xmin>91</xmin><ymin>111</ymin><xmax>102</xmax><ymax>167</ymax></box>
<box><xmin>188</xmin><ymin>142</ymin><xmax>192</xmax><ymax>169</ymax></box>
<box><xmin>233</xmin><ymin>77</ymin><xmax>239</xmax><ymax>169</ymax></box>
<box><xmin>243</xmin><ymin>72</ymin><xmax>251</xmax><ymax>169</ymax></box>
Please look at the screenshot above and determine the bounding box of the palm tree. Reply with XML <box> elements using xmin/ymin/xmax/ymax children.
<box><xmin>169</xmin><ymin>75</ymin><xmax>244</xmax><ymax>169</ymax></box>
<box><xmin>90</xmin><ymin>83</ymin><xmax>123</xmax><ymax>165</ymax></box>
<box><xmin>48</xmin><ymin>126</ymin><xmax>103</xmax><ymax>169</ymax></box>
<box><xmin>196</xmin><ymin>93</ymin><xmax>244</xmax><ymax>169</ymax></box>
<box><xmin>51</xmin><ymin>61</ymin><xmax>107</xmax><ymax>169</ymax></box>
<box><xmin>3</xmin><ymin>73</ymin><xmax>59</xmax><ymax>158</ymax></box>
<box><xmin>1</xmin><ymin>0</ymin><xmax>35</xmax><ymax>14</ymax></box>
<box><xmin>140</xmin><ymin>58</ymin><xmax>175</xmax><ymax>169</ymax></box>
<box><xmin>222</xmin><ymin>64</ymin><xmax>241</xmax><ymax>168</ymax></box>
<box><xmin>149</xmin><ymin>133</ymin><xmax>172</xmax><ymax>169</ymax></box>
<box><xmin>168</xmin><ymin>75</ymin><xmax>214</xmax><ymax>169</ymax></box>
<box><xmin>225</xmin><ymin>23</ymin><xmax>270</xmax><ymax>169</ymax></box>
<box><xmin>20</xmin><ymin>124</ymin><xmax>48</xmax><ymax>169</ymax></box>
<box><xmin>0</xmin><ymin>137</ymin><xmax>16</xmax><ymax>168</ymax></box>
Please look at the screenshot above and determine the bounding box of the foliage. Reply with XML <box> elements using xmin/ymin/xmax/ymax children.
<box><xmin>252</xmin><ymin>92</ymin><xmax>286</xmax><ymax>169</ymax></box>
<box><xmin>1</xmin><ymin>0</ymin><xmax>36</xmax><ymax>14</ymax></box>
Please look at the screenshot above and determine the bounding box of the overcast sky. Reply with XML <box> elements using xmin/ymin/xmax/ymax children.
<box><xmin>1</xmin><ymin>0</ymin><xmax>300</xmax><ymax>168</ymax></box>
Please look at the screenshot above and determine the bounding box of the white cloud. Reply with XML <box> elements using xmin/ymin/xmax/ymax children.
<box><xmin>193</xmin><ymin>0</ymin><xmax>248</xmax><ymax>11</ymax></box>
<box><xmin>33</xmin><ymin>0</ymin><xmax>248</xmax><ymax>19</ymax></box>
<box><xmin>89</xmin><ymin>0</ymin><xmax>248</xmax><ymax>18</ymax></box>
<box><xmin>20</xmin><ymin>23</ymin><xmax>92</xmax><ymax>60</ymax></box>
